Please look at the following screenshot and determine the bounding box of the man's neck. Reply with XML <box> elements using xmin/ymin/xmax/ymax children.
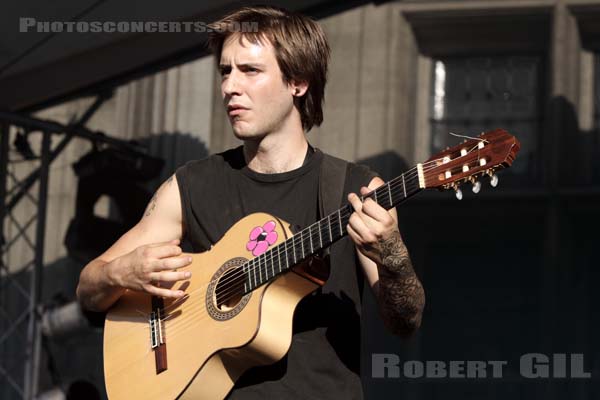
<box><xmin>243</xmin><ymin>131</ymin><xmax>309</xmax><ymax>174</ymax></box>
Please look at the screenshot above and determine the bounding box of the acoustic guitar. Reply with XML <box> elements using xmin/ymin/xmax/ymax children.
<box><xmin>103</xmin><ymin>129</ymin><xmax>520</xmax><ymax>399</ymax></box>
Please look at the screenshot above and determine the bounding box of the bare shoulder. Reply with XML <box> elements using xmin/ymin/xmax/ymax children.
<box><xmin>137</xmin><ymin>173</ymin><xmax>183</xmax><ymax>235</ymax></box>
<box><xmin>142</xmin><ymin>174</ymin><xmax>181</xmax><ymax>220</ymax></box>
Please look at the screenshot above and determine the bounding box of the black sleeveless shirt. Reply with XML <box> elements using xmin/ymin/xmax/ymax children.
<box><xmin>175</xmin><ymin>146</ymin><xmax>377</xmax><ymax>399</ymax></box>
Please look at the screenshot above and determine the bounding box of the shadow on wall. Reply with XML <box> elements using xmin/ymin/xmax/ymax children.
<box><xmin>137</xmin><ymin>131</ymin><xmax>210</xmax><ymax>189</ymax></box>
<box><xmin>358</xmin><ymin>151</ymin><xmax>411</xmax><ymax>183</ymax></box>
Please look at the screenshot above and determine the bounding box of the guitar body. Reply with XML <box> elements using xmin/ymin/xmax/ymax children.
<box><xmin>103</xmin><ymin>213</ymin><xmax>325</xmax><ymax>400</ymax></box>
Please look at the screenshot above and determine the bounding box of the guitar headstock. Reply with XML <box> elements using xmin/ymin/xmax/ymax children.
<box><xmin>421</xmin><ymin>129</ymin><xmax>520</xmax><ymax>198</ymax></box>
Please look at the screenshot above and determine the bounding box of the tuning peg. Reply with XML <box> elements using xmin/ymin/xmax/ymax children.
<box><xmin>490</xmin><ymin>174</ymin><xmax>499</xmax><ymax>187</ymax></box>
<box><xmin>467</xmin><ymin>176</ymin><xmax>481</xmax><ymax>193</ymax></box>
<box><xmin>453</xmin><ymin>185</ymin><xmax>463</xmax><ymax>200</ymax></box>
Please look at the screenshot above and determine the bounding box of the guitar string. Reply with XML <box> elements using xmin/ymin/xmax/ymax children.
<box><xmin>108</xmin><ymin>144</ymin><xmax>491</xmax><ymax>341</ymax></box>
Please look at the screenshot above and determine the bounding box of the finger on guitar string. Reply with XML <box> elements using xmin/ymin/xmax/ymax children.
<box><xmin>348</xmin><ymin>193</ymin><xmax>380</xmax><ymax>236</ymax></box>
<box><xmin>350</xmin><ymin>188</ymin><xmax>397</xmax><ymax>234</ymax></box>
<box><xmin>347</xmin><ymin>213</ymin><xmax>374</xmax><ymax>245</ymax></box>
<box><xmin>360</xmin><ymin>185</ymin><xmax>394</xmax><ymax>216</ymax></box>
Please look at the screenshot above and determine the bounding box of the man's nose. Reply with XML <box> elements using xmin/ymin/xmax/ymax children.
<box><xmin>222</xmin><ymin>70</ymin><xmax>242</xmax><ymax>97</ymax></box>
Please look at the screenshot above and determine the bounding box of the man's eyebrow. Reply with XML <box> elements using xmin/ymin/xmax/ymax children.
<box><xmin>219</xmin><ymin>62</ymin><xmax>265</xmax><ymax>70</ymax></box>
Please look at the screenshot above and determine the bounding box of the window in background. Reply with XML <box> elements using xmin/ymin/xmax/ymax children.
<box><xmin>430</xmin><ymin>56</ymin><xmax>543</xmax><ymax>182</ymax></box>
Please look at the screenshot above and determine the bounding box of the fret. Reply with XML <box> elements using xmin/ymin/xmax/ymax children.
<box><xmin>251</xmin><ymin>259</ymin><xmax>257</xmax><ymax>289</ymax></box>
<box><xmin>373</xmin><ymin>189</ymin><xmax>378</xmax><ymax>203</ymax></box>
<box><xmin>269</xmin><ymin>249</ymin><xmax>274</xmax><ymax>278</ymax></box>
<box><xmin>260</xmin><ymin>256</ymin><xmax>264</xmax><ymax>284</ymax></box>
<box><xmin>243</xmin><ymin>263</ymin><xmax>248</xmax><ymax>292</ymax></box>
<box><xmin>309</xmin><ymin>226</ymin><xmax>314</xmax><ymax>254</ymax></box>
<box><xmin>291</xmin><ymin>236</ymin><xmax>297</xmax><ymax>264</ymax></box>
<box><xmin>263</xmin><ymin>252</ymin><xmax>267</xmax><ymax>282</ymax></box>
<box><xmin>300</xmin><ymin>230</ymin><xmax>305</xmax><ymax>259</ymax></box>
<box><xmin>318</xmin><ymin>220</ymin><xmax>323</xmax><ymax>248</ymax></box>
<box><xmin>337</xmin><ymin>209</ymin><xmax>342</xmax><ymax>237</ymax></box>
<box><xmin>328</xmin><ymin>215</ymin><xmax>333</xmax><ymax>242</ymax></box>
<box><xmin>387</xmin><ymin>182</ymin><xmax>392</xmax><ymax>207</ymax></box>
<box><xmin>246</xmin><ymin>260</ymin><xmax>252</xmax><ymax>289</ymax></box>
<box><xmin>277</xmin><ymin>245</ymin><xmax>282</xmax><ymax>273</ymax></box>
<box><xmin>376</xmin><ymin>187</ymin><xmax>386</xmax><ymax>208</ymax></box>
<box><xmin>265</xmin><ymin>252</ymin><xmax>270</xmax><ymax>282</ymax></box>
<box><xmin>284</xmin><ymin>239</ymin><xmax>289</xmax><ymax>271</ymax></box>
<box><xmin>258</xmin><ymin>253</ymin><xmax>263</xmax><ymax>285</ymax></box>
<box><xmin>402</xmin><ymin>174</ymin><xmax>407</xmax><ymax>198</ymax></box>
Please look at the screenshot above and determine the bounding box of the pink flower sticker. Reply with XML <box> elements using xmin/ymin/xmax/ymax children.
<box><xmin>246</xmin><ymin>220</ymin><xmax>278</xmax><ymax>256</ymax></box>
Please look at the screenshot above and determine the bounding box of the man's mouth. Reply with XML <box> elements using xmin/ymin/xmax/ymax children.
<box><xmin>227</xmin><ymin>105</ymin><xmax>248</xmax><ymax>116</ymax></box>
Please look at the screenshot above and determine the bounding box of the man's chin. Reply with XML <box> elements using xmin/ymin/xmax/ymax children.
<box><xmin>232</xmin><ymin>127</ymin><xmax>264</xmax><ymax>141</ymax></box>
<box><xmin>232</xmin><ymin>130</ymin><xmax>253</xmax><ymax>140</ymax></box>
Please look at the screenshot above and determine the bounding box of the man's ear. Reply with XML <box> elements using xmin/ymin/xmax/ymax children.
<box><xmin>291</xmin><ymin>81</ymin><xmax>309</xmax><ymax>97</ymax></box>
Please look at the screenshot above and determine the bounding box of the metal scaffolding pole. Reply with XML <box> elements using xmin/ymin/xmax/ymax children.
<box><xmin>0</xmin><ymin>94</ymin><xmax>116</xmax><ymax>399</ymax></box>
<box><xmin>22</xmin><ymin>130</ymin><xmax>51</xmax><ymax>400</ymax></box>
<box><xmin>0</xmin><ymin>124</ymin><xmax>45</xmax><ymax>400</ymax></box>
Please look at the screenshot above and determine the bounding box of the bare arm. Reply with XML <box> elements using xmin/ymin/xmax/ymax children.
<box><xmin>76</xmin><ymin>174</ymin><xmax>191</xmax><ymax>312</ymax></box>
<box><xmin>347</xmin><ymin>177</ymin><xmax>425</xmax><ymax>337</ymax></box>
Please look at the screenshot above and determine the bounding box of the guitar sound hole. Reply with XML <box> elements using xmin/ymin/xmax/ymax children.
<box><xmin>215</xmin><ymin>267</ymin><xmax>245</xmax><ymax>311</ymax></box>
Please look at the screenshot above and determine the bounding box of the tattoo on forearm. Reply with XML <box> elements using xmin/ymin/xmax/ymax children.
<box><xmin>377</xmin><ymin>230</ymin><xmax>425</xmax><ymax>336</ymax></box>
<box><xmin>144</xmin><ymin>175</ymin><xmax>174</xmax><ymax>217</ymax></box>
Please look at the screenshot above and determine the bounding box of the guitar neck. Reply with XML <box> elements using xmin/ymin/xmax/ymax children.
<box><xmin>241</xmin><ymin>164</ymin><xmax>425</xmax><ymax>293</ymax></box>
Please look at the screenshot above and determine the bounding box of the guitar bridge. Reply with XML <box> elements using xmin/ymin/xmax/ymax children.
<box><xmin>150</xmin><ymin>297</ymin><xmax>168</xmax><ymax>374</ymax></box>
<box><xmin>149</xmin><ymin>310</ymin><xmax>164</xmax><ymax>349</ymax></box>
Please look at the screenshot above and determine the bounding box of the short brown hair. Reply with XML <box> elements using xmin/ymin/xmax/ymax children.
<box><xmin>208</xmin><ymin>6</ymin><xmax>330</xmax><ymax>131</ymax></box>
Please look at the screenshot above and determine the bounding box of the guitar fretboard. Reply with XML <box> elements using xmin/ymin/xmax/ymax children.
<box><xmin>240</xmin><ymin>165</ymin><xmax>424</xmax><ymax>294</ymax></box>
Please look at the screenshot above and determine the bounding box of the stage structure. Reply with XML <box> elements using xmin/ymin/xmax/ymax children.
<box><xmin>0</xmin><ymin>93</ymin><xmax>157</xmax><ymax>400</ymax></box>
